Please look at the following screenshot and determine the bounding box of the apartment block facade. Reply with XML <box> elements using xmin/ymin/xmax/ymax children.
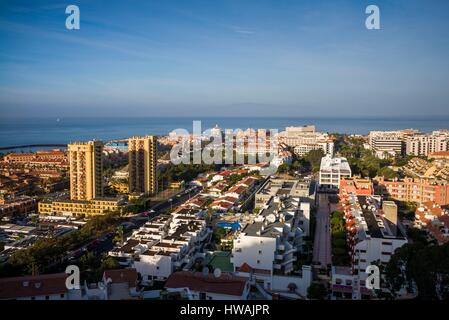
<box><xmin>128</xmin><ymin>136</ymin><xmax>157</xmax><ymax>195</ymax></box>
<box><xmin>319</xmin><ymin>155</ymin><xmax>352</xmax><ymax>190</ymax></box>
<box><xmin>38</xmin><ymin>197</ymin><xmax>125</xmax><ymax>217</ymax></box>
<box><xmin>405</xmin><ymin>131</ymin><xmax>449</xmax><ymax>157</ymax></box>
<box><xmin>231</xmin><ymin>180</ymin><xmax>312</xmax><ymax>298</ymax></box>
<box><xmin>368</xmin><ymin>131</ymin><xmax>407</xmax><ymax>159</ymax></box>
<box><xmin>68</xmin><ymin>140</ymin><xmax>104</xmax><ymax>201</ymax></box>
<box><xmin>375</xmin><ymin>177</ymin><xmax>449</xmax><ymax>206</ymax></box>
<box><xmin>369</xmin><ymin>130</ymin><xmax>449</xmax><ymax>158</ymax></box>
<box><xmin>333</xmin><ymin>194</ymin><xmax>408</xmax><ymax>299</ymax></box>
<box><xmin>279</xmin><ymin>125</ymin><xmax>334</xmax><ymax>157</ymax></box>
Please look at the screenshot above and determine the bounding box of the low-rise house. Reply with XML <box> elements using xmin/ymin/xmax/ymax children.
<box><xmin>103</xmin><ymin>268</ymin><xmax>139</xmax><ymax>300</ymax></box>
<box><xmin>415</xmin><ymin>201</ymin><xmax>449</xmax><ymax>244</ymax></box>
<box><xmin>0</xmin><ymin>273</ymin><xmax>83</xmax><ymax>300</ymax></box>
<box><xmin>110</xmin><ymin>211</ymin><xmax>211</xmax><ymax>283</ymax></box>
<box><xmin>164</xmin><ymin>271</ymin><xmax>250</xmax><ymax>300</ymax></box>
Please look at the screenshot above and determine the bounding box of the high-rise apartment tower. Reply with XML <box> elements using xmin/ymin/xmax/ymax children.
<box><xmin>128</xmin><ymin>136</ymin><xmax>157</xmax><ymax>195</ymax></box>
<box><xmin>68</xmin><ymin>140</ymin><xmax>104</xmax><ymax>201</ymax></box>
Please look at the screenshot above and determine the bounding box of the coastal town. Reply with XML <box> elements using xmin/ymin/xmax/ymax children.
<box><xmin>1</xmin><ymin>124</ymin><xmax>448</xmax><ymax>300</ymax></box>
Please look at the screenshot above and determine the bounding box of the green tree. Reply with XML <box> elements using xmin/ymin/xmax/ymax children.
<box><xmin>378</xmin><ymin>167</ymin><xmax>398</xmax><ymax>180</ymax></box>
<box><xmin>304</xmin><ymin>149</ymin><xmax>325</xmax><ymax>173</ymax></box>
<box><xmin>113</xmin><ymin>226</ymin><xmax>124</xmax><ymax>244</ymax></box>
<box><xmin>385</xmin><ymin>242</ymin><xmax>449</xmax><ymax>299</ymax></box>
<box><xmin>307</xmin><ymin>282</ymin><xmax>328</xmax><ymax>300</ymax></box>
<box><xmin>277</xmin><ymin>163</ymin><xmax>289</xmax><ymax>173</ymax></box>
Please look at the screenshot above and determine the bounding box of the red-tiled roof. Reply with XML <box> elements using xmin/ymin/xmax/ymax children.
<box><xmin>103</xmin><ymin>268</ymin><xmax>138</xmax><ymax>287</ymax></box>
<box><xmin>238</xmin><ymin>177</ymin><xmax>257</xmax><ymax>186</ymax></box>
<box><xmin>0</xmin><ymin>273</ymin><xmax>67</xmax><ymax>299</ymax></box>
<box><xmin>219</xmin><ymin>196</ymin><xmax>239</xmax><ymax>203</ymax></box>
<box><xmin>227</xmin><ymin>185</ymin><xmax>247</xmax><ymax>194</ymax></box>
<box><xmin>238</xmin><ymin>263</ymin><xmax>252</xmax><ymax>273</ymax></box>
<box><xmin>210</xmin><ymin>201</ymin><xmax>233</xmax><ymax>209</ymax></box>
<box><xmin>430</xmin><ymin>151</ymin><xmax>449</xmax><ymax>157</ymax></box>
<box><xmin>439</xmin><ymin>215</ymin><xmax>449</xmax><ymax>228</ymax></box>
<box><xmin>165</xmin><ymin>271</ymin><xmax>248</xmax><ymax>297</ymax></box>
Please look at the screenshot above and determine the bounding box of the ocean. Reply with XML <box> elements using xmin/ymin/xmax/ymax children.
<box><xmin>0</xmin><ymin>116</ymin><xmax>448</xmax><ymax>150</ymax></box>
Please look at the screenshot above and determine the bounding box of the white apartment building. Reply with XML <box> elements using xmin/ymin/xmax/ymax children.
<box><xmin>109</xmin><ymin>209</ymin><xmax>211</xmax><ymax>282</ymax></box>
<box><xmin>405</xmin><ymin>130</ymin><xmax>449</xmax><ymax>156</ymax></box>
<box><xmin>231</xmin><ymin>191</ymin><xmax>312</xmax><ymax>298</ymax></box>
<box><xmin>319</xmin><ymin>155</ymin><xmax>352</xmax><ymax>190</ymax></box>
<box><xmin>255</xmin><ymin>177</ymin><xmax>315</xmax><ymax>215</ymax></box>
<box><xmin>294</xmin><ymin>141</ymin><xmax>334</xmax><ymax>157</ymax></box>
<box><xmin>333</xmin><ymin>194</ymin><xmax>408</xmax><ymax>299</ymax></box>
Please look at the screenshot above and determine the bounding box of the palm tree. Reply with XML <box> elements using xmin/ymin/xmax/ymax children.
<box><xmin>206</xmin><ymin>208</ymin><xmax>214</xmax><ymax>224</ymax></box>
<box><xmin>113</xmin><ymin>226</ymin><xmax>124</xmax><ymax>245</ymax></box>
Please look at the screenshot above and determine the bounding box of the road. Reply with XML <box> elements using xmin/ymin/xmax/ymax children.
<box><xmin>51</xmin><ymin>186</ymin><xmax>203</xmax><ymax>269</ymax></box>
<box><xmin>312</xmin><ymin>193</ymin><xmax>333</xmax><ymax>268</ymax></box>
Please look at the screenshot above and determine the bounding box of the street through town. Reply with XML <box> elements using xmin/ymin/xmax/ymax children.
<box><xmin>313</xmin><ymin>193</ymin><xmax>333</xmax><ymax>267</ymax></box>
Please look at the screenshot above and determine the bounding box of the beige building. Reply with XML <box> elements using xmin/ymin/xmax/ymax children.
<box><xmin>38</xmin><ymin>140</ymin><xmax>128</xmax><ymax>217</ymax></box>
<box><xmin>39</xmin><ymin>198</ymin><xmax>125</xmax><ymax>217</ymax></box>
<box><xmin>68</xmin><ymin>140</ymin><xmax>104</xmax><ymax>201</ymax></box>
<box><xmin>128</xmin><ymin>136</ymin><xmax>158</xmax><ymax>195</ymax></box>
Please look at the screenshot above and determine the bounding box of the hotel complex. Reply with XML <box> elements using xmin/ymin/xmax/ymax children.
<box><xmin>369</xmin><ymin>130</ymin><xmax>449</xmax><ymax>159</ymax></box>
<box><xmin>279</xmin><ymin>125</ymin><xmax>335</xmax><ymax>157</ymax></box>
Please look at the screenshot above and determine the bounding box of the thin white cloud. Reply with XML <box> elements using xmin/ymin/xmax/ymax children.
<box><xmin>231</xmin><ymin>27</ymin><xmax>255</xmax><ymax>35</ymax></box>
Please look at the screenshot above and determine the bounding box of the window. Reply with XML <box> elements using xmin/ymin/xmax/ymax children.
<box><xmin>45</xmin><ymin>296</ymin><xmax>50</xmax><ymax>300</ymax></box>
<box><xmin>257</xmin><ymin>260</ymin><xmax>260</xmax><ymax>264</ymax></box>
<box><xmin>382</xmin><ymin>242</ymin><xmax>392</xmax><ymax>246</ymax></box>
<box><xmin>60</xmin><ymin>294</ymin><xmax>65</xmax><ymax>298</ymax></box>
<box><xmin>156</xmin><ymin>266</ymin><xmax>160</xmax><ymax>270</ymax></box>
<box><xmin>258</xmin><ymin>250</ymin><xmax>262</xmax><ymax>255</ymax></box>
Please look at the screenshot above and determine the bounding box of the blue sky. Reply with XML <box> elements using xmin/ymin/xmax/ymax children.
<box><xmin>1</xmin><ymin>0</ymin><xmax>449</xmax><ymax>118</ymax></box>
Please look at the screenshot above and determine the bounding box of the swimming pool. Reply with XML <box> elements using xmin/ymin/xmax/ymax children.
<box><xmin>216</xmin><ymin>221</ymin><xmax>241</xmax><ymax>230</ymax></box>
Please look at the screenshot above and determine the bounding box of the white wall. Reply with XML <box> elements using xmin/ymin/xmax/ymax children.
<box><xmin>271</xmin><ymin>266</ymin><xmax>312</xmax><ymax>297</ymax></box>
<box><xmin>134</xmin><ymin>254</ymin><xmax>173</xmax><ymax>280</ymax></box>
<box><xmin>232</xmin><ymin>235</ymin><xmax>276</xmax><ymax>272</ymax></box>
<box><xmin>300</xmin><ymin>202</ymin><xmax>310</xmax><ymax>236</ymax></box>
<box><xmin>354</xmin><ymin>237</ymin><xmax>407</xmax><ymax>281</ymax></box>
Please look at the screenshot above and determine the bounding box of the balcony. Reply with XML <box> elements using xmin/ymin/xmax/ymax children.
<box><xmin>282</xmin><ymin>256</ymin><xmax>297</xmax><ymax>266</ymax></box>
<box><xmin>284</xmin><ymin>247</ymin><xmax>297</xmax><ymax>255</ymax></box>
